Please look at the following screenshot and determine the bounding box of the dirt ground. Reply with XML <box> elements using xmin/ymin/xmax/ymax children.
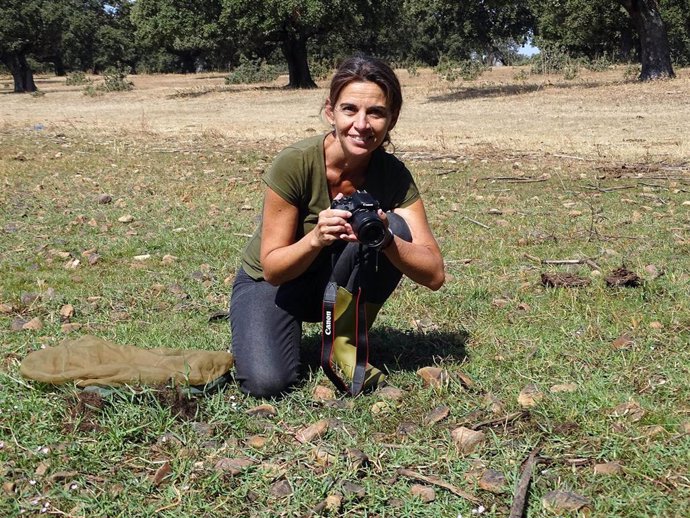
<box><xmin>1</xmin><ymin>66</ymin><xmax>689</xmax><ymax>164</ymax></box>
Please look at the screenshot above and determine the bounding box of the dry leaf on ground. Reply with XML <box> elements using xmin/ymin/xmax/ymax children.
<box><xmin>518</xmin><ymin>384</ymin><xmax>544</xmax><ymax>408</ymax></box>
<box><xmin>610</xmin><ymin>401</ymin><xmax>646</xmax><ymax>422</ymax></box>
<box><xmin>550</xmin><ymin>383</ymin><xmax>578</xmax><ymax>393</ymax></box>
<box><xmin>246</xmin><ymin>404</ymin><xmax>277</xmax><ymax>418</ymax></box>
<box><xmin>423</xmin><ymin>405</ymin><xmax>450</xmax><ymax>426</ymax></box>
<box><xmin>542</xmin><ymin>490</ymin><xmax>592</xmax><ymax>513</ymax></box>
<box><xmin>416</xmin><ymin>366</ymin><xmax>448</xmax><ymax>388</ymax></box>
<box><xmin>593</xmin><ymin>462</ymin><xmax>623</xmax><ymax>475</ymax></box>
<box><xmin>151</xmin><ymin>461</ymin><xmax>172</xmax><ymax>487</ymax></box>
<box><xmin>214</xmin><ymin>457</ymin><xmax>255</xmax><ymax>476</ymax></box>
<box><xmin>478</xmin><ymin>469</ymin><xmax>507</xmax><ymax>493</ymax></box>
<box><xmin>295</xmin><ymin>419</ymin><xmax>329</xmax><ymax>444</ymax></box>
<box><xmin>270</xmin><ymin>479</ymin><xmax>293</xmax><ymax>498</ymax></box>
<box><xmin>451</xmin><ymin>427</ymin><xmax>486</xmax><ymax>454</ymax></box>
<box><xmin>411</xmin><ymin>484</ymin><xmax>436</xmax><ymax>502</ymax></box>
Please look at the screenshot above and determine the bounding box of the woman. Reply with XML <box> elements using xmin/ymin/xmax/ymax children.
<box><xmin>230</xmin><ymin>55</ymin><xmax>444</xmax><ymax>398</ymax></box>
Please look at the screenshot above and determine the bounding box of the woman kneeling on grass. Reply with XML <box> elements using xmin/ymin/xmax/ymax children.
<box><xmin>230</xmin><ymin>55</ymin><xmax>444</xmax><ymax>398</ymax></box>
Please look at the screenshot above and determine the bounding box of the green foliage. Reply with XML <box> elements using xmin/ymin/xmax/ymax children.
<box><xmin>65</xmin><ymin>71</ymin><xmax>92</xmax><ymax>86</ymax></box>
<box><xmin>225</xmin><ymin>56</ymin><xmax>281</xmax><ymax>85</ymax></box>
<box><xmin>307</xmin><ymin>58</ymin><xmax>334</xmax><ymax>82</ymax></box>
<box><xmin>530</xmin><ymin>44</ymin><xmax>577</xmax><ymax>75</ymax></box>
<box><xmin>435</xmin><ymin>56</ymin><xmax>487</xmax><ymax>82</ymax></box>
<box><xmin>82</xmin><ymin>67</ymin><xmax>132</xmax><ymax>94</ymax></box>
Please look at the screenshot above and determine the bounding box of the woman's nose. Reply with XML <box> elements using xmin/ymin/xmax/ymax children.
<box><xmin>354</xmin><ymin>111</ymin><xmax>369</xmax><ymax>130</ymax></box>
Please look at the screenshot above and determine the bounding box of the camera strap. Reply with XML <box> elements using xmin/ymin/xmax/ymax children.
<box><xmin>321</xmin><ymin>246</ymin><xmax>369</xmax><ymax>396</ymax></box>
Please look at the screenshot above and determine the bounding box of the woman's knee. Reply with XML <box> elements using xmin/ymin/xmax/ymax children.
<box><xmin>237</xmin><ymin>365</ymin><xmax>298</xmax><ymax>399</ymax></box>
<box><xmin>388</xmin><ymin>212</ymin><xmax>411</xmax><ymax>242</ymax></box>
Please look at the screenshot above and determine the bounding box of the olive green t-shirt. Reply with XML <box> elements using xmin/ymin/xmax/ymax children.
<box><xmin>241</xmin><ymin>133</ymin><xmax>420</xmax><ymax>280</ymax></box>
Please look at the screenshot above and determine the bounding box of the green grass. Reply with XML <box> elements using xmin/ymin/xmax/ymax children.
<box><xmin>1</xmin><ymin>129</ymin><xmax>689</xmax><ymax>517</ymax></box>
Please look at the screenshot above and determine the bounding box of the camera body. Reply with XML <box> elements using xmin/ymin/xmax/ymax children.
<box><xmin>331</xmin><ymin>191</ymin><xmax>387</xmax><ymax>248</ymax></box>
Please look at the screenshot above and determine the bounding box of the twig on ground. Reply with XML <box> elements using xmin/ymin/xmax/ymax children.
<box><xmin>397</xmin><ymin>468</ymin><xmax>480</xmax><ymax>503</ymax></box>
<box><xmin>542</xmin><ymin>259</ymin><xmax>584</xmax><ymax>265</ymax></box>
<box><xmin>470</xmin><ymin>411</ymin><xmax>528</xmax><ymax>431</ymax></box>
<box><xmin>509</xmin><ymin>444</ymin><xmax>542</xmax><ymax>518</ymax></box>
<box><xmin>463</xmin><ymin>216</ymin><xmax>491</xmax><ymax>229</ymax></box>
<box><xmin>584</xmin><ymin>184</ymin><xmax>636</xmax><ymax>193</ymax></box>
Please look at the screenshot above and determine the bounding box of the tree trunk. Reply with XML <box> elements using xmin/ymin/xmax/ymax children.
<box><xmin>619</xmin><ymin>0</ymin><xmax>675</xmax><ymax>80</ymax></box>
<box><xmin>2</xmin><ymin>53</ymin><xmax>37</xmax><ymax>93</ymax></box>
<box><xmin>281</xmin><ymin>34</ymin><xmax>316</xmax><ymax>89</ymax></box>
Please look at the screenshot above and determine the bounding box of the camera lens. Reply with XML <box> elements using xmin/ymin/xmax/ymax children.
<box><xmin>352</xmin><ymin>213</ymin><xmax>386</xmax><ymax>248</ymax></box>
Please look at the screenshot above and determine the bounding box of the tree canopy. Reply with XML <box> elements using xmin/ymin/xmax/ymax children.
<box><xmin>2</xmin><ymin>0</ymin><xmax>688</xmax><ymax>91</ymax></box>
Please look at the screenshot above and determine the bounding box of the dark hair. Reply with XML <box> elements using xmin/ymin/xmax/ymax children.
<box><xmin>327</xmin><ymin>55</ymin><xmax>403</xmax><ymax>146</ymax></box>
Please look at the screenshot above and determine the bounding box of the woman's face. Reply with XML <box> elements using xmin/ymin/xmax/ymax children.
<box><xmin>325</xmin><ymin>81</ymin><xmax>395</xmax><ymax>159</ymax></box>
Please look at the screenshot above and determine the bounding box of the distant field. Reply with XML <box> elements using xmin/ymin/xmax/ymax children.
<box><xmin>1</xmin><ymin>67</ymin><xmax>689</xmax><ymax>517</ymax></box>
<box><xmin>2</xmin><ymin>65</ymin><xmax>689</xmax><ymax>163</ymax></box>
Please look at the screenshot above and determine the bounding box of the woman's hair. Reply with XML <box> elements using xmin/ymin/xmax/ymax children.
<box><xmin>327</xmin><ymin>55</ymin><xmax>403</xmax><ymax>146</ymax></box>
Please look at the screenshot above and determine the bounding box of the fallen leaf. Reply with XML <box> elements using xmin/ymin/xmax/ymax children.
<box><xmin>396</xmin><ymin>421</ymin><xmax>420</xmax><ymax>437</ymax></box>
<box><xmin>0</xmin><ymin>303</ymin><xmax>14</xmax><ymax>314</ymax></box>
<box><xmin>649</xmin><ymin>321</ymin><xmax>663</xmax><ymax>330</ymax></box>
<box><xmin>214</xmin><ymin>457</ymin><xmax>254</xmax><ymax>475</ymax></box>
<box><xmin>593</xmin><ymin>462</ymin><xmax>623</xmax><ymax>475</ymax></box>
<box><xmin>245</xmin><ymin>435</ymin><xmax>267</xmax><ymax>449</ymax></box>
<box><xmin>542</xmin><ymin>490</ymin><xmax>591</xmax><ymax>513</ymax></box>
<box><xmin>324</xmin><ymin>493</ymin><xmax>342</xmax><ymax>512</ymax></box>
<box><xmin>162</xmin><ymin>254</ymin><xmax>177</xmax><ymax>264</ymax></box>
<box><xmin>270</xmin><ymin>479</ymin><xmax>293</xmax><ymax>498</ymax></box>
<box><xmin>133</xmin><ymin>254</ymin><xmax>151</xmax><ymax>261</ymax></box>
<box><xmin>341</xmin><ymin>480</ymin><xmax>366</xmax><ymax>499</ymax></box>
<box><xmin>118</xmin><ymin>214</ymin><xmax>134</xmax><ymax>223</ymax></box>
<box><xmin>60</xmin><ymin>304</ymin><xmax>75</xmax><ymax>321</ymax></box>
<box><xmin>151</xmin><ymin>461</ymin><xmax>172</xmax><ymax>487</ymax></box>
<box><xmin>605</xmin><ymin>267</ymin><xmax>641</xmax><ymax>288</ymax></box>
<box><xmin>455</xmin><ymin>371</ymin><xmax>475</xmax><ymax>389</ymax></box>
<box><xmin>22</xmin><ymin>317</ymin><xmax>43</xmax><ymax>331</ymax></box>
<box><xmin>345</xmin><ymin>448</ymin><xmax>369</xmax><ymax>470</ymax></box>
<box><xmin>295</xmin><ymin>419</ymin><xmax>329</xmax><ymax>444</ymax></box>
<box><xmin>416</xmin><ymin>366</ymin><xmax>448</xmax><ymax>388</ymax></box>
<box><xmin>61</xmin><ymin>323</ymin><xmax>82</xmax><ymax>333</ymax></box>
<box><xmin>518</xmin><ymin>384</ymin><xmax>544</xmax><ymax>408</ymax></box>
<box><xmin>478</xmin><ymin>469</ymin><xmax>507</xmax><ymax>493</ymax></box>
<box><xmin>483</xmin><ymin>393</ymin><xmax>505</xmax><ymax>414</ymax></box>
<box><xmin>312</xmin><ymin>445</ymin><xmax>337</xmax><ymax>466</ymax></box>
<box><xmin>644</xmin><ymin>264</ymin><xmax>662</xmax><ymax>279</ymax></box>
<box><xmin>3</xmin><ymin>481</ymin><xmax>16</xmax><ymax>494</ymax></box>
<box><xmin>550</xmin><ymin>383</ymin><xmax>578</xmax><ymax>393</ymax></box>
<box><xmin>492</xmin><ymin>298</ymin><xmax>510</xmax><ymax>308</ymax></box>
<box><xmin>610</xmin><ymin>401</ymin><xmax>646</xmax><ymax>422</ymax></box>
<box><xmin>451</xmin><ymin>427</ymin><xmax>486</xmax><ymax>454</ymax></box>
<box><xmin>10</xmin><ymin>318</ymin><xmax>28</xmax><ymax>331</ymax></box>
<box><xmin>376</xmin><ymin>385</ymin><xmax>405</xmax><ymax>401</ymax></box>
<box><xmin>245</xmin><ymin>404</ymin><xmax>277</xmax><ymax>418</ymax></box>
<box><xmin>312</xmin><ymin>385</ymin><xmax>335</xmax><ymax>401</ymax></box>
<box><xmin>371</xmin><ymin>401</ymin><xmax>391</xmax><ymax>414</ymax></box>
<box><xmin>612</xmin><ymin>332</ymin><xmax>634</xmax><ymax>350</ymax></box>
<box><xmin>411</xmin><ymin>484</ymin><xmax>436</xmax><ymax>502</ymax></box>
<box><xmin>35</xmin><ymin>461</ymin><xmax>51</xmax><ymax>477</ymax></box>
<box><xmin>423</xmin><ymin>405</ymin><xmax>450</xmax><ymax>426</ymax></box>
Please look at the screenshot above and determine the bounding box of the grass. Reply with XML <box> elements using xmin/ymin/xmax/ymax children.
<box><xmin>1</xmin><ymin>102</ymin><xmax>690</xmax><ymax>516</ymax></box>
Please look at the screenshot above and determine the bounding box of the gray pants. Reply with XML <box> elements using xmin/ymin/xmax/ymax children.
<box><xmin>229</xmin><ymin>214</ymin><xmax>410</xmax><ymax>398</ymax></box>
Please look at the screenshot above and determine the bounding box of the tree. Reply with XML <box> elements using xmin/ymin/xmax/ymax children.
<box><xmin>619</xmin><ymin>0</ymin><xmax>675</xmax><ymax>78</ymax></box>
<box><xmin>220</xmin><ymin>0</ymin><xmax>401</xmax><ymax>88</ymax></box>
<box><xmin>131</xmin><ymin>0</ymin><xmax>224</xmax><ymax>73</ymax></box>
<box><xmin>0</xmin><ymin>0</ymin><xmax>43</xmax><ymax>92</ymax></box>
<box><xmin>397</xmin><ymin>0</ymin><xmax>533</xmax><ymax>66</ymax></box>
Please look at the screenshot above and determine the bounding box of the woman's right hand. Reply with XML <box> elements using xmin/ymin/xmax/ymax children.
<box><xmin>311</xmin><ymin>207</ymin><xmax>354</xmax><ymax>248</ymax></box>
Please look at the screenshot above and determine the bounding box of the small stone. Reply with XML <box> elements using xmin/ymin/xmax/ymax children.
<box><xmin>97</xmin><ymin>194</ymin><xmax>113</xmax><ymax>204</ymax></box>
<box><xmin>324</xmin><ymin>493</ymin><xmax>342</xmax><ymax>512</ymax></box>
<box><xmin>269</xmin><ymin>479</ymin><xmax>293</xmax><ymax>498</ymax></box>
<box><xmin>478</xmin><ymin>469</ymin><xmax>507</xmax><ymax>493</ymax></box>
<box><xmin>61</xmin><ymin>323</ymin><xmax>83</xmax><ymax>333</ymax></box>
<box><xmin>118</xmin><ymin>214</ymin><xmax>134</xmax><ymax>223</ymax></box>
<box><xmin>313</xmin><ymin>385</ymin><xmax>335</xmax><ymax>401</ymax></box>
<box><xmin>59</xmin><ymin>304</ymin><xmax>75</xmax><ymax>321</ymax></box>
<box><xmin>376</xmin><ymin>385</ymin><xmax>405</xmax><ymax>401</ymax></box>
<box><xmin>133</xmin><ymin>254</ymin><xmax>151</xmax><ymax>261</ymax></box>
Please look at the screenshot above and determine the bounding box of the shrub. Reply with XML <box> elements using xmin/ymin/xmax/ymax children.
<box><xmin>65</xmin><ymin>71</ymin><xmax>92</xmax><ymax>86</ymax></box>
<box><xmin>308</xmin><ymin>58</ymin><xmax>334</xmax><ymax>82</ymax></box>
<box><xmin>226</xmin><ymin>56</ymin><xmax>281</xmax><ymax>85</ymax></box>
<box><xmin>434</xmin><ymin>57</ymin><xmax>487</xmax><ymax>82</ymax></box>
<box><xmin>101</xmin><ymin>68</ymin><xmax>133</xmax><ymax>92</ymax></box>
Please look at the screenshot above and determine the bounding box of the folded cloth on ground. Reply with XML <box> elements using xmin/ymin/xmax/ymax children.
<box><xmin>20</xmin><ymin>335</ymin><xmax>234</xmax><ymax>388</ymax></box>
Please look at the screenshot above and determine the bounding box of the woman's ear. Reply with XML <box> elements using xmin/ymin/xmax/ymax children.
<box><xmin>324</xmin><ymin>99</ymin><xmax>335</xmax><ymax>125</ymax></box>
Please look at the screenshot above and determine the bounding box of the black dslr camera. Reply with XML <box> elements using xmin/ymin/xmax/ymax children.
<box><xmin>331</xmin><ymin>191</ymin><xmax>387</xmax><ymax>248</ymax></box>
